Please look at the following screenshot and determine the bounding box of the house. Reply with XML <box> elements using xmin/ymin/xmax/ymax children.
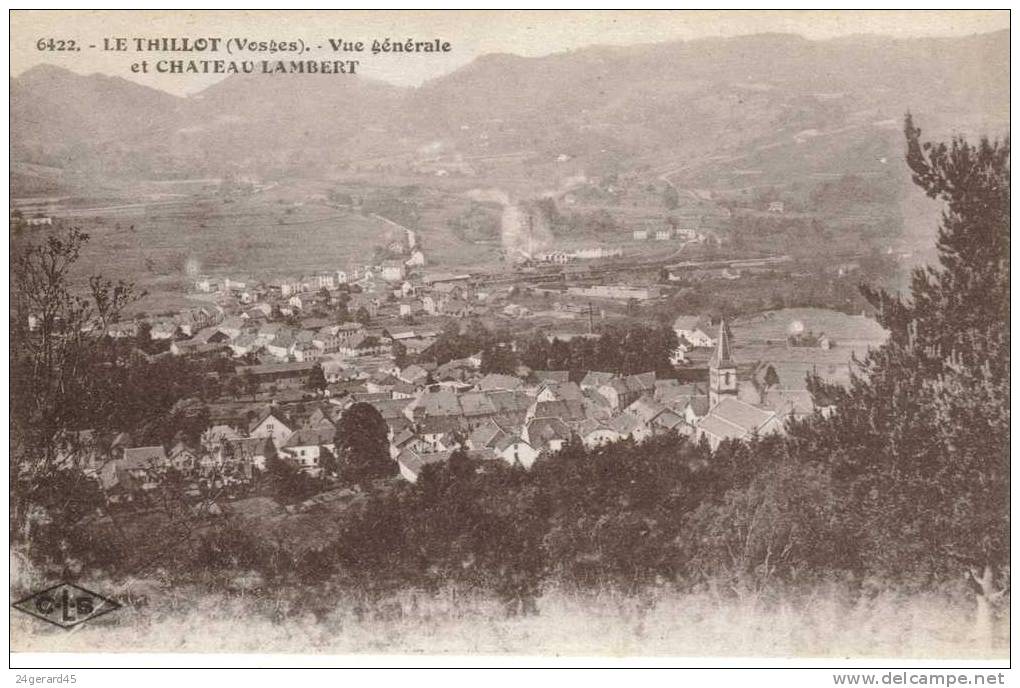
<box><xmin>170</xmin><ymin>339</ymin><xmax>229</xmax><ymax>358</ymax></box>
<box><xmin>107</xmin><ymin>321</ymin><xmax>139</xmax><ymax>339</ymax></box>
<box><xmin>320</xmin><ymin>359</ymin><xmax>354</xmax><ymax>384</ymax></box>
<box><xmin>366</xmin><ymin>371</ymin><xmax>400</xmax><ymax>394</ymax></box>
<box><xmin>266</xmin><ymin>333</ymin><xmax>297</xmax><ymax>360</ymax></box>
<box><xmin>494</xmin><ymin>436</ymin><xmax>539</xmax><ymax>469</ymax></box>
<box><xmin>598</xmin><ymin>372</ymin><xmax>656</xmax><ymax>410</ymax></box>
<box><xmin>467</xmin><ymin>418</ymin><xmax>509</xmax><ymax>451</ymax></box>
<box><xmin>424</xmin><ymin>272</ymin><xmax>471</xmax><ymax>286</ymax></box>
<box><xmin>768</xmin><ymin>201</ymin><xmax>785</xmax><ymax>214</ymax></box>
<box><xmin>248</xmin><ymin>302</ymin><xmax>273</xmax><ymax>319</ymax></box>
<box><xmin>293</xmin><ymin>341</ymin><xmax>321</xmax><ymax>362</ymax></box>
<box><xmin>681</xmin><ymin>397</ymin><xmax>712</xmax><ymax>432</ymax></box>
<box><xmin>609</xmin><ymin>411</ymin><xmax>650</xmax><ymax>442</ymax></box>
<box><xmin>202</xmin><ymin>424</ymin><xmax>239</xmax><ymax>450</ymax></box>
<box><xmin>655</xmin><ymin>229</ymin><xmax>673</xmax><ymax>241</ymax></box>
<box><xmin>312</xmin><ymin>325</ymin><xmax>342</xmax><ymax>354</ymax></box>
<box><xmin>533</xmin><ymin>370</ymin><xmax>570</xmax><ymax>385</ymax></box>
<box><xmin>380</xmin><ymin>261</ymin><xmax>406</xmax><ymax>282</ymax></box>
<box><xmin>485</xmin><ymin>390</ymin><xmax>534</xmax><ymax>428</ymax></box>
<box><xmin>535</xmin><ymin>380</ymin><xmax>583</xmax><ymax>403</ymax></box>
<box><xmin>229</xmin><ymin>333</ymin><xmax>262</xmax><ymax>358</ymax></box>
<box><xmin>422</xmin><ymin>295</ymin><xmax>440</xmax><ymax>316</ymax></box>
<box><xmin>305</xmin><ymin>405</ymin><xmax>341</xmax><ymax>430</ymax></box>
<box><xmin>694</xmin><ymin>397</ymin><xmax>782</xmax><ymax>450</ymax></box>
<box><xmin>167</xmin><ymin>441</ymin><xmax>199</xmax><ymax>471</ymax></box>
<box><xmin>52</xmin><ymin>429</ymin><xmax>104</xmax><ymax>475</ymax></box>
<box><xmin>673</xmin><ymin>316</ymin><xmax>715</xmax><ymax>348</ymax></box>
<box><xmin>418</xmin><ymin>415</ymin><xmax>469</xmax><ymax>453</ymax></box>
<box><xmin>279</xmin><ymin>427</ymin><xmax>336</xmax><ymax>475</ymax></box>
<box><xmin>526</xmin><ymin>399</ymin><xmax>587</xmax><ymax>428</ymax></box>
<box><xmin>192</xmin><ymin>326</ymin><xmax>232</xmax><ymax>345</ymax></box>
<box><xmin>502</xmin><ymin>303</ymin><xmax>531</xmax><ymax>318</ymax></box>
<box><xmin>249</xmin><ymin>410</ymin><xmax>294</xmax><ymax>447</ymax></box>
<box><xmin>348</xmin><ymin>294</ymin><xmax>379</xmax><ymax>318</ymax></box>
<box><xmin>632</xmin><ymin>229</ymin><xmax>648</xmax><ymax>241</ymax></box>
<box><xmin>338</xmin><ymin>332</ymin><xmax>388</xmax><ymax>358</ymax></box>
<box><xmin>580</xmin><ymin>371</ymin><xmax>616</xmax><ymax>391</ymax></box>
<box><xmin>524</xmin><ymin>417</ymin><xmax>572</xmax><ymax>454</ymax></box>
<box><xmin>625</xmin><ymin>395</ymin><xmax>685</xmax><ymax>437</ymax></box>
<box><xmin>670</xmin><ymin>341</ymin><xmax>688</xmax><ymax>365</ymax></box>
<box><xmin>576</xmin><ymin>419</ymin><xmax>623</xmax><ymax>449</ymax></box>
<box><xmin>477</xmin><ymin>373</ymin><xmax>523</xmax><ymax>392</ymax></box>
<box><xmin>405</xmin><ymin>249</ymin><xmax>426</xmax><ymax>267</ymax></box>
<box><xmin>390</xmin><ymin>427</ymin><xmax>423</xmax><ymax>459</ymax></box>
<box><xmin>120</xmin><ymin>445</ymin><xmax>168</xmax><ymax>470</ymax></box>
<box><xmin>399</xmin><ymin>299</ymin><xmax>423</xmax><ymax>318</ymax></box>
<box><xmin>439</xmin><ymin>298</ymin><xmax>475</xmax><ymax>318</ymax></box>
<box><xmin>100</xmin><ymin>446</ymin><xmax>169</xmax><ymax>499</ymax></box>
<box><xmin>395</xmin><ymin>362</ymin><xmax>425</xmax><ymax>383</ymax></box>
<box><xmin>256</xmin><ymin>322</ymin><xmax>287</xmax><ymax>343</ymax></box>
<box><xmin>655</xmin><ymin>381</ymin><xmax>707</xmax><ymax>410</ymax></box>
<box><xmin>396</xmin><ymin>448</ymin><xmax>448</xmax><ymax>483</ymax></box>
<box><xmin>393</xmin><ymin>381</ymin><xmax>419</xmax><ymax>399</ymax></box>
<box><xmin>102</xmin><ymin>445</ymin><xmax>169</xmax><ymax>495</ymax></box>
<box><xmin>237</xmin><ymin>360</ymin><xmax>318</xmax><ymax>388</ymax></box>
<box><xmin>150</xmin><ymin>320</ymin><xmax>180</xmax><ymax>340</ymax></box>
<box><xmin>217</xmin><ymin>317</ymin><xmax>247</xmax><ymax>340</ymax></box>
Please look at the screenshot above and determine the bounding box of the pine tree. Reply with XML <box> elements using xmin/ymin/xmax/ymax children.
<box><xmin>804</xmin><ymin>116</ymin><xmax>1009</xmax><ymax>637</ymax></box>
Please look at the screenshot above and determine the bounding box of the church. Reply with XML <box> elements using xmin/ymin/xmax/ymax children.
<box><xmin>692</xmin><ymin>321</ymin><xmax>795</xmax><ymax>450</ymax></box>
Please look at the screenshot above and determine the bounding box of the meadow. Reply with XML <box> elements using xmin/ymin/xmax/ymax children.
<box><xmin>14</xmin><ymin>187</ymin><xmax>400</xmax><ymax>304</ymax></box>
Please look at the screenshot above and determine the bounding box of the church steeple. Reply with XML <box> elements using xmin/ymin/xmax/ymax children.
<box><xmin>709</xmin><ymin>320</ymin><xmax>733</xmax><ymax>369</ymax></box>
<box><xmin>709</xmin><ymin>320</ymin><xmax>737</xmax><ymax>407</ymax></box>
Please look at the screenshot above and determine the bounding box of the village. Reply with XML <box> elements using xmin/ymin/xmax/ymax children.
<box><xmin>44</xmin><ymin>213</ymin><xmax>858</xmax><ymax>509</ymax></box>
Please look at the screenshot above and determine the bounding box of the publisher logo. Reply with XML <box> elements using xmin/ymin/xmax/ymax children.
<box><xmin>13</xmin><ymin>583</ymin><xmax>121</xmax><ymax>630</ymax></box>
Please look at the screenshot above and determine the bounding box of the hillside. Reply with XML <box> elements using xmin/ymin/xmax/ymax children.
<box><xmin>9</xmin><ymin>30</ymin><xmax>1009</xmax><ymax>194</ymax></box>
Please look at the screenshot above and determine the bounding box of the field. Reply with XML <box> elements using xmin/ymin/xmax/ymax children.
<box><xmin>729</xmin><ymin>307</ymin><xmax>889</xmax><ymax>385</ymax></box>
<box><xmin>14</xmin><ymin>183</ymin><xmax>415</xmax><ymax>300</ymax></box>
<box><xmin>732</xmin><ymin>307</ymin><xmax>888</xmax><ymax>345</ymax></box>
<box><xmin>58</xmin><ymin>197</ymin><xmax>387</xmax><ymax>288</ymax></box>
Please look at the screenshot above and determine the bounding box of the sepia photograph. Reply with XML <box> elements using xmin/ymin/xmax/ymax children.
<box><xmin>7</xmin><ymin>8</ymin><xmax>1011</xmax><ymax>673</ymax></box>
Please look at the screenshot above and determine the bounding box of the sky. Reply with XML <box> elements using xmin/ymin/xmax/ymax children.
<box><xmin>10</xmin><ymin>10</ymin><xmax>1011</xmax><ymax>96</ymax></box>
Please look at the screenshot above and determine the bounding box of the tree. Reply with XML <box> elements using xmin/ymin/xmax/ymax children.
<box><xmin>265</xmin><ymin>455</ymin><xmax>318</xmax><ymax>503</ymax></box>
<box><xmin>662</xmin><ymin>185</ymin><xmax>680</xmax><ymax>210</ymax></box>
<box><xmin>480</xmin><ymin>342</ymin><xmax>517</xmax><ymax>375</ymax></box>
<box><xmin>334</xmin><ymin>403</ymin><xmax>394</xmax><ymax>483</ymax></box>
<box><xmin>134</xmin><ymin>321</ymin><xmax>153</xmax><ymax>349</ymax></box>
<box><xmin>307</xmin><ymin>363</ymin><xmax>327</xmax><ymax>393</ymax></box>
<box><xmin>11</xmin><ymin>228</ymin><xmax>137</xmax><ymax>538</ymax></box>
<box><xmin>355</xmin><ymin>306</ymin><xmax>371</xmax><ymax>325</ymax></box>
<box><xmin>751</xmin><ymin>363</ymin><xmax>781</xmax><ymax>404</ymax></box>
<box><xmin>318</xmin><ymin>445</ymin><xmax>340</xmax><ymax>480</ymax></box>
<box><xmin>391</xmin><ymin>340</ymin><xmax>408</xmax><ymax>368</ymax></box>
<box><xmin>241</xmin><ymin>369</ymin><xmax>260</xmax><ymax>401</ymax></box>
<box><xmin>802</xmin><ymin>116</ymin><xmax>1009</xmax><ymax>638</ymax></box>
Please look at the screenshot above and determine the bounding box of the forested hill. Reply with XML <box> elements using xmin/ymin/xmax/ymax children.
<box><xmin>11</xmin><ymin>30</ymin><xmax>1008</xmax><ymax>190</ymax></box>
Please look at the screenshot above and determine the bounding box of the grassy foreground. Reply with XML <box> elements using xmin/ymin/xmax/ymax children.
<box><xmin>11</xmin><ymin>557</ymin><xmax>1008</xmax><ymax>657</ymax></box>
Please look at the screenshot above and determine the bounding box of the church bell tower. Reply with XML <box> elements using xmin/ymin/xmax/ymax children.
<box><xmin>709</xmin><ymin>320</ymin><xmax>737</xmax><ymax>407</ymax></box>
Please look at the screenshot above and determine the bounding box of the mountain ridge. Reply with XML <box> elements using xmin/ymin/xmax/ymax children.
<box><xmin>10</xmin><ymin>30</ymin><xmax>1009</xmax><ymax>190</ymax></box>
